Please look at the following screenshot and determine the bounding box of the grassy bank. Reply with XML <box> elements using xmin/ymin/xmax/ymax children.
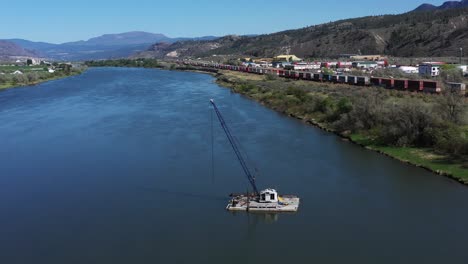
<box><xmin>214</xmin><ymin>70</ymin><xmax>468</xmax><ymax>185</ymax></box>
<box><xmin>0</xmin><ymin>69</ymin><xmax>85</xmax><ymax>91</ymax></box>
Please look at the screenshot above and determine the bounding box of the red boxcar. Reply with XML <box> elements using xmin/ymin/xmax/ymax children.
<box><xmin>381</xmin><ymin>78</ymin><xmax>395</xmax><ymax>89</ymax></box>
<box><xmin>394</xmin><ymin>79</ymin><xmax>408</xmax><ymax>90</ymax></box>
<box><xmin>423</xmin><ymin>81</ymin><xmax>441</xmax><ymax>93</ymax></box>
<box><xmin>408</xmin><ymin>80</ymin><xmax>423</xmax><ymax>91</ymax></box>
<box><xmin>370</xmin><ymin>77</ymin><xmax>382</xmax><ymax>86</ymax></box>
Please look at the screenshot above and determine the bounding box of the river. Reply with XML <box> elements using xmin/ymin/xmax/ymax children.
<box><xmin>1</xmin><ymin>67</ymin><xmax>468</xmax><ymax>264</ymax></box>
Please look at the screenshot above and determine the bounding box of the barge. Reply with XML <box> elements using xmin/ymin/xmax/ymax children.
<box><xmin>227</xmin><ymin>189</ymin><xmax>300</xmax><ymax>212</ymax></box>
<box><xmin>210</xmin><ymin>99</ymin><xmax>300</xmax><ymax>213</ymax></box>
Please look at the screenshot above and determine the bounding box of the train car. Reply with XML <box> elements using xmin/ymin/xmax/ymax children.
<box><xmin>313</xmin><ymin>73</ymin><xmax>322</xmax><ymax>82</ymax></box>
<box><xmin>370</xmin><ymin>77</ymin><xmax>382</xmax><ymax>86</ymax></box>
<box><xmin>445</xmin><ymin>82</ymin><xmax>465</xmax><ymax>94</ymax></box>
<box><xmin>337</xmin><ymin>62</ymin><xmax>353</xmax><ymax>68</ymax></box>
<box><xmin>287</xmin><ymin>71</ymin><xmax>298</xmax><ymax>79</ymax></box>
<box><xmin>408</xmin><ymin>80</ymin><xmax>423</xmax><ymax>91</ymax></box>
<box><xmin>322</xmin><ymin>74</ymin><xmax>331</xmax><ymax>82</ymax></box>
<box><xmin>298</xmin><ymin>72</ymin><xmax>305</xmax><ymax>80</ymax></box>
<box><xmin>347</xmin><ymin>76</ymin><xmax>357</xmax><ymax>85</ymax></box>
<box><xmin>305</xmin><ymin>73</ymin><xmax>312</xmax><ymax>80</ymax></box>
<box><xmin>394</xmin><ymin>79</ymin><xmax>408</xmax><ymax>90</ymax></box>
<box><xmin>381</xmin><ymin>78</ymin><xmax>395</xmax><ymax>89</ymax></box>
<box><xmin>331</xmin><ymin>75</ymin><xmax>340</xmax><ymax>83</ymax></box>
<box><xmin>266</xmin><ymin>69</ymin><xmax>279</xmax><ymax>76</ymax></box>
<box><xmin>338</xmin><ymin>75</ymin><xmax>348</xmax><ymax>83</ymax></box>
<box><xmin>321</xmin><ymin>62</ymin><xmax>338</xmax><ymax>68</ymax></box>
<box><xmin>357</xmin><ymin>76</ymin><xmax>370</xmax><ymax>86</ymax></box>
<box><xmin>423</xmin><ymin>81</ymin><xmax>442</xmax><ymax>93</ymax></box>
<box><xmin>278</xmin><ymin>70</ymin><xmax>285</xmax><ymax>77</ymax></box>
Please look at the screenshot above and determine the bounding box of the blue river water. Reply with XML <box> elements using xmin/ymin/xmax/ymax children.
<box><xmin>1</xmin><ymin>67</ymin><xmax>468</xmax><ymax>263</ymax></box>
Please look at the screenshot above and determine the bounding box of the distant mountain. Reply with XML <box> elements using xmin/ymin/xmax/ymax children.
<box><xmin>62</xmin><ymin>31</ymin><xmax>172</xmax><ymax>47</ymax></box>
<box><xmin>0</xmin><ymin>40</ymin><xmax>39</xmax><ymax>59</ymax></box>
<box><xmin>414</xmin><ymin>0</ymin><xmax>468</xmax><ymax>11</ymax></box>
<box><xmin>134</xmin><ymin>7</ymin><xmax>468</xmax><ymax>59</ymax></box>
<box><xmin>2</xmin><ymin>32</ymin><xmax>219</xmax><ymax>61</ymax></box>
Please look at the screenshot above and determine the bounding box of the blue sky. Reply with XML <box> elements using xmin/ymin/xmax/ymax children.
<box><xmin>1</xmin><ymin>0</ymin><xmax>447</xmax><ymax>43</ymax></box>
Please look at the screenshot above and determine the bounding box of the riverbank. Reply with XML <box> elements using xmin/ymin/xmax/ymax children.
<box><xmin>214</xmin><ymin>70</ymin><xmax>468</xmax><ymax>185</ymax></box>
<box><xmin>0</xmin><ymin>70</ymin><xmax>85</xmax><ymax>91</ymax></box>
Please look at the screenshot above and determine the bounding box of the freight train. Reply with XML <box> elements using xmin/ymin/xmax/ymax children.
<box><xmin>182</xmin><ymin>61</ymin><xmax>444</xmax><ymax>93</ymax></box>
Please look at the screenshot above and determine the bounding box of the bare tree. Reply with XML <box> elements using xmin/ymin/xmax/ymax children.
<box><xmin>437</xmin><ymin>87</ymin><xmax>467</xmax><ymax>125</ymax></box>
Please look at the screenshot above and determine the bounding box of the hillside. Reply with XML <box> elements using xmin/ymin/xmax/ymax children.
<box><xmin>134</xmin><ymin>7</ymin><xmax>468</xmax><ymax>59</ymax></box>
<box><xmin>0</xmin><ymin>40</ymin><xmax>38</xmax><ymax>59</ymax></box>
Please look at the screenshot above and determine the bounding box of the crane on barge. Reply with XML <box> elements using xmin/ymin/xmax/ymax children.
<box><xmin>209</xmin><ymin>99</ymin><xmax>300</xmax><ymax>212</ymax></box>
<box><xmin>210</xmin><ymin>99</ymin><xmax>259</xmax><ymax>196</ymax></box>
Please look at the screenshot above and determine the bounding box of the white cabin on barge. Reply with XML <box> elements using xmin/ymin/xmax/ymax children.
<box><xmin>226</xmin><ymin>189</ymin><xmax>300</xmax><ymax>212</ymax></box>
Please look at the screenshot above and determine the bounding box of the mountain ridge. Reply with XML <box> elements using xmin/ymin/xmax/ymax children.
<box><xmin>414</xmin><ymin>0</ymin><xmax>468</xmax><ymax>11</ymax></box>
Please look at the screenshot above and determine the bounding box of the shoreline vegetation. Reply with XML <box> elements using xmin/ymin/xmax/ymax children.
<box><xmin>85</xmin><ymin>59</ymin><xmax>468</xmax><ymax>185</ymax></box>
<box><xmin>214</xmin><ymin>70</ymin><xmax>468</xmax><ymax>185</ymax></box>
<box><xmin>0</xmin><ymin>66</ymin><xmax>86</xmax><ymax>91</ymax></box>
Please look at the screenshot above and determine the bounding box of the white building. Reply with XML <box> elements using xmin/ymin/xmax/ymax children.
<box><xmin>352</xmin><ymin>61</ymin><xmax>379</xmax><ymax>69</ymax></box>
<box><xmin>399</xmin><ymin>66</ymin><xmax>419</xmax><ymax>74</ymax></box>
<box><xmin>419</xmin><ymin>64</ymin><xmax>440</xmax><ymax>77</ymax></box>
<box><xmin>457</xmin><ymin>65</ymin><xmax>467</xmax><ymax>75</ymax></box>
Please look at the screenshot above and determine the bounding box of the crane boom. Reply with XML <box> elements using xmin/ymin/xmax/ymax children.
<box><xmin>210</xmin><ymin>99</ymin><xmax>259</xmax><ymax>195</ymax></box>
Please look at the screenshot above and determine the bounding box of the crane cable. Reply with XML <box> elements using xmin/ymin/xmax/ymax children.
<box><xmin>210</xmin><ymin>107</ymin><xmax>215</xmax><ymax>184</ymax></box>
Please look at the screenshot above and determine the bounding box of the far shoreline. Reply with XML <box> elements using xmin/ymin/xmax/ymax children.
<box><xmin>0</xmin><ymin>70</ymin><xmax>86</xmax><ymax>91</ymax></box>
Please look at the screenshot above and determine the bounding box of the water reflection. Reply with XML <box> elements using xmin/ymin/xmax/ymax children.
<box><xmin>229</xmin><ymin>211</ymin><xmax>289</xmax><ymax>224</ymax></box>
